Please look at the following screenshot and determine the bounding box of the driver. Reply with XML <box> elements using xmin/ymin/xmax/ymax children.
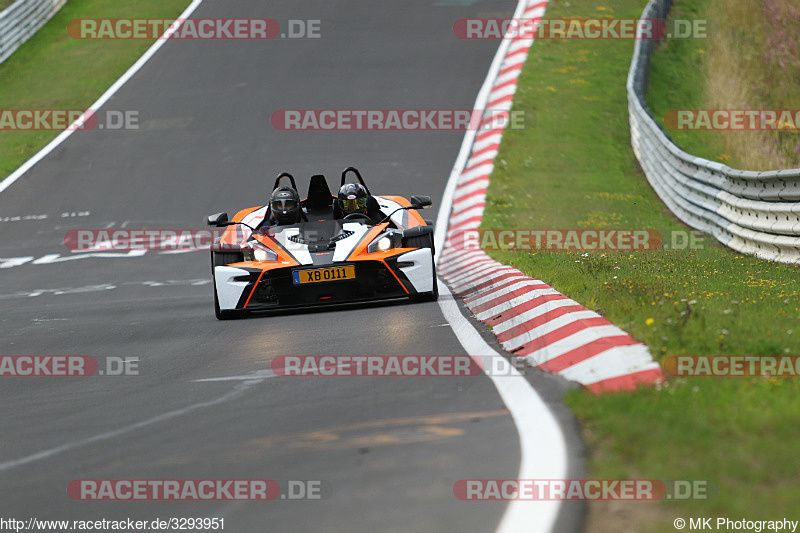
<box><xmin>268</xmin><ymin>186</ymin><xmax>304</xmax><ymax>225</ymax></box>
<box><xmin>336</xmin><ymin>183</ymin><xmax>369</xmax><ymax>219</ymax></box>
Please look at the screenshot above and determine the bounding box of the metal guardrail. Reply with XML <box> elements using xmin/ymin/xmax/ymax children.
<box><xmin>0</xmin><ymin>0</ymin><xmax>67</xmax><ymax>64</ymax></box>
<box><xmin>628</xmin><ymin>0</ymin><xmax>800</xmax><ymax>264</ymax></box>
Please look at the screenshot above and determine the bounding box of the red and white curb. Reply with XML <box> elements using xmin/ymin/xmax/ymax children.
<box><xmin>435</xmin><ymin>0</ymin><xmax>665</xmax><ymax>393</ymax></box>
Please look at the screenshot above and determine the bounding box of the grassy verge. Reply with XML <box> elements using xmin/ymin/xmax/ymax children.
<box><xmin>644</xmin><ymin>0</ymin><xmax>730</xmax><ymax>165</ymax></box>
<box><xmin>0</xmin><ymin>0</ymin><xmax>189</xmax><ymax>180</ymax></box>
<box><xmin>647</xmin><ymin>0</ymin><xmax>800</xmax><ymax>170</ymax></box>
<box><xmin>482</xmin><ymin>0</ymin><xmax>800</xmax><ymax>529</ymax></box>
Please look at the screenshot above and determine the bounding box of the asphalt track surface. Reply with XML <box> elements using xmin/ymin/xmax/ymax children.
<box><xmin>0</xmin><ymin>1</ymin><xmax>583</xmax><ymax>531</ymax></box>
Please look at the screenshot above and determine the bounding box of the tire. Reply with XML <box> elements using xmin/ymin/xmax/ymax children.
<box><xmin>404</xmin><ymin>233</ymin><xmax>439</xmax><ymax>302</ymax></box>
<box><xmin>211</xmin><ymin>251</ymin><xmax>246</xmax><ymax>320</ymax></box>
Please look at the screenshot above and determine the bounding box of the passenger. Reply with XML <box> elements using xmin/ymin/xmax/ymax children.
<box><xmin>268</xmin><ymin>186</ymin><xmax>304</xmax><ymax>225</ymax></box>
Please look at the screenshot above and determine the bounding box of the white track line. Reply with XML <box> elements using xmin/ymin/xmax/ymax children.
<box><xmin>0</xmin><ymin>0</ymin><xmax>207</xmax><ymax>194</ymax></box>
<box><xmin>438</xmin><ymin>282</ymin><xmax>567</xmax><ymax>533</ymax></box>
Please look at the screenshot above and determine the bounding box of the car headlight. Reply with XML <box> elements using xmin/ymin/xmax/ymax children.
<box><xmin>367</xmin><ymin>230</ymin><xmax>402</xmax><ymax>253</ymax></box>
<box><xmin>377</xmin><ymin>237</ymin><xmax>392</xmax><ymax>251</ymax></box>
<box><xmin>246</xmin><ymin>241</ymin><xmax>278</xmax><ymax>262</ymax></box>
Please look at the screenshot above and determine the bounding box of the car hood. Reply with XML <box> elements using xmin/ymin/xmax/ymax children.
<box><xmin>271</xmin><ymin>220</ymin><xmax>373</xmax><ymax>266</ymax></box>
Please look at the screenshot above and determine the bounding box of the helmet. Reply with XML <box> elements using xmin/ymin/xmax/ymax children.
<box><xmin>269</xmin><ymin>186</ymin><xmax>301</xmax><ymax>225</ymax></box>
<box><xmin>337</xmin><ymin>183</ymin><xmax>368</xmax><ymax>215</ymax></box>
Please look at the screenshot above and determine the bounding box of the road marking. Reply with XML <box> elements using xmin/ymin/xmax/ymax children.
<box><xmin>0</xmin><ymin>214</ymin><xmax>48</xmax><ymax>222</ymax></box>
<box><xmin>0</xmin><ymin>257</ymin><xmax>34</xmax><ymax>269</ymax></box>
<box><xmin>140</xmin><ymin>279</ymin><xmax>209</xmax><ymax>287</ymax></box>
<box><xmin>26</xmin><ymin>285</ymin><xmax>116</xmax><ymax>298</ymax></box>
<box><xmin>193</xmin><ymin>369</ymin><xmax>278</xmax><ymax>382</ymax></box>
<box><xmin>0</xmin><ymin>279</ymin><xmax>209</xmax><ymax>300</ymax></box>
<box><xmin>159</xmin><ymin>248</ymin><xmax>204</xmax><ymax>255</ymax></box>
<box><xmin>0</xmin><ymin>248</ymin><xmax>213</xmax><ymax>270</ymax></box>
<box><xmin>32</xmin><ymin>250</ymin><xmax>147</xmax><ymax>264</ymax></box>
<box><xmin>0</xmin><ymin>379</ymin><xmax>261</xmax><ymax>472</ymax></box>
<box><xmin>437</xmin><ymin>282</ymin><xmax>567</xmax><ymax>533</ymax></box>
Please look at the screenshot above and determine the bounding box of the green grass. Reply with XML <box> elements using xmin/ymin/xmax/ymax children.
<box><xmin>482</xmin><ymin>0</ymin><xmax>800</xmax><ymax>528</ymax></box>
<box><xmin>572</xmin><ymin>378</ymin><xmax>800</xmax><ymax>532</ymax></box>
<box><xmin>644</xmin><ymin>0</ymin><xmax>732</xmax><ymax>164</ymax></box>
<box><xmin>646</xmin><ymin>0</ymin><xmax>800</xmax><ymax>170</ymax></box>
<box><xmin>0</xmin><ymin>0</ymin><xmax>15</xmax><ymax>11</ymax></box>
<box><xmin>0</xmin><ymin>0</ymin><xmax>189</xmax><ymax>180</ymax></box>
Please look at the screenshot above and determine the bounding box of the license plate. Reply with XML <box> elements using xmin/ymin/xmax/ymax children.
<box><xmin>293</xmin><ymin>265</ymin><xmax>356</xmax><ymax>285</ymax></box>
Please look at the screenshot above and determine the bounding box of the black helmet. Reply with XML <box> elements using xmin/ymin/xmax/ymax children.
<box><xmin>270</xmin><ymin>186</ymin><xmax>301</xmax><ymax>225</ymax></box>
<box><xmin>337</xmin><ymin>183</ymin><xmax>368</xmax><ymax>215</ymax></box>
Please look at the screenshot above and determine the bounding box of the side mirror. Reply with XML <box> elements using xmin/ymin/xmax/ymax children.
<box><xmin>207</xmin><ymin>212</ymin><xmax>229</xmax><ymax>227</ymax></box>
<box><xmin>409</xmin><ymin>195</ymin><xmax>432</xmax><ymax>208</ymax></box>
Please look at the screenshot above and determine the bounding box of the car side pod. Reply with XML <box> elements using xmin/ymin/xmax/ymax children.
<box><xmin>398</xmin><ymin>248</ymin><xmax>437</xmax><ymax>298</ymax></box>
<box><xmin>398</xmin><ymin>224</ymin><xmax>437</xmax><ymax>302</ymax></box>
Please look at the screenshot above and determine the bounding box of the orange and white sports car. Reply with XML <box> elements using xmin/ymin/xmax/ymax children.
<box><xmin>206</xmin><ymin>167</ymin><xmax>437</xmax><ymax>319</ymax></box>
